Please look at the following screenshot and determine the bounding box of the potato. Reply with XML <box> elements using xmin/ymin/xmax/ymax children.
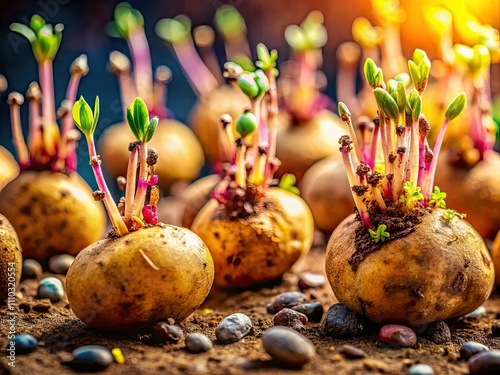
<box><xmin>0</xmin><ymin>214</ymin><xmax>22</xmax><ymax>300</ymax></box>
<box><xmin>0</xmin><ymin>171</ymin><xmax>106</xmax><ymax>261</ymax></box>
<box><xmin>98</xmin><ymin>119</ymin><xmax>204</xmax><ymax>192</ymax></box>
<box><xmin>191</xmin><ymin>187</ymin><xmax>314</xmax><ymax>288</ymax></box>
<box><xmin>300</xmin><ymin>156</ymin><xmax>353</xmax><ymax>234</ymax></box>
<box><xmin>66</xmin><ymin>224</ymin><xmax>214</xmax><ymax>330</ymax></box>
<box><xmin>492</xmin><ymin>230</ymin><xmax>500</xmax><ymax>285</ymax></box>
<box><xmin>274</xmin><ymin>110</ymin><xmax>344</xmax><ymax>182</ymax></box>
<box><xmin>325</xmin><ymin>208</ymin><xmax>494</xmax><ymax>327</ymax></box>
<box><xmin>180</xmin><ymin>174</ymin><xmax>221</xmax><ymax>228</ymax></box>
<box><xmin>0</xmin><ymin>146</ymin><xmax>19</xmax><ymax>191</ymax></box>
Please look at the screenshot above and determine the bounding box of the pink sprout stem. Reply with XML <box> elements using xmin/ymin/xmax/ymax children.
<box><xmin>27</xmin><ymin>94</ymin><xmax>42</xmax><ymax>164</ymax></box>
<box><xmin>417</xmin><ymin>136</ymin><xmax>427</xmax><ymax>188</ymax></box>
<box><xmin>132</xmin><ymin>142</ymin><xmax>148</xmax><ymax>218</ymax></box>
<box><xmin>422</xmin><ymin>118</ymin><xmax>449</xmax><ymax>199</ymax></box>
<box><xmin>369</xmin><ymin>122</ymin><xmax>380</xmax><ymax>170</ymax></box>
<box><xmin>408</xmin><ymin>119</ymin><xmax>420</xmax><ymax>185</ymax></box>
<box><xmin>9</xmin><ymin>99</ymin><xmax>29</xmax><ymax>169</ymax></box>
<box><xmin>128</xmin><ymin>29</ymin><xmax>154</xmax><ymax>108</ymax></box>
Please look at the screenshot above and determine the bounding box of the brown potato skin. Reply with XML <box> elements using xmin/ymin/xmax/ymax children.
<box><xmin>181</xmin><ymin>174</ymin><xmax>221</xmax><ymax>228</ymax></box>
<box><xmin>0</xmin><ymin>171</ymin><xmax>106</xmax><ymax>261</ymax></box>
<box><xmin>0</xmin><ymin>214</ymin><xmax>22</xmax><ymax>300</ymax></box>
<box><xmin>434</xmin><ymin>151</ymin><xmax>500</xmax><ymax>239</ymax></box>
<box><xmin>274</xmin><ymin>110</ymin><xmax>344</xmax><ymax>182</ymax></box>
<box><xmin>0</xmin><ymin>146</ymin><xmax>19</xmax><ymax>191</ymax></box>
<box><xmin>300</xmin><ymin>156</ymin><xmax>354</xmax><ymax>234</ymax></box>
<box><xmin>191</xmin><ymin>188</ymin><xmax>314</xmax><ymax>288</ymax></box>
<box><xmin>66</xmin><ymin>225</ymin><xmax>214</xmax><ymax>330</ymax></box>
<box><xmin>326</xmin><ymin>209</ymin><xmax>495</xmax><ymax>327</ymax></box>
<box><xmin>98</xmin><ymin>119</ymin><xmax>204</xmax><ymax>192</ymax></box>
<box><xmin>492</xmin><ymin>230</ymin><xmax>500</xmax><ymax>285</ymax></box>
<box><xmin>189</xmin><ymin>85</ymin><xmax>250</xmax><ymax>162</ymax></box>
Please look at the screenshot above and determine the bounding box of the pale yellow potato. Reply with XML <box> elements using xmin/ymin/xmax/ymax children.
<box><xmin>0</xmin><ymin>146</ymin><xmax>19</xmax><ymax>191</ymax></box>
<box><xmin>0</xmin><ymin>213</ymin><xmax>22</xmax><ymax>300</ymax></box>
<box><xmin>66</xmin><ymin>224</ymin><xmax>214</xmax><ymax>330</ymax></box>
<box><xmin>275</xmin><ymin>110</ymin><xmax>344</xmax><ymax>182</ymax></box>
<box><xmin>326</xmin><ymin>209</ymin><xmax>494</xmax><ymax>327</ymax></box>
<box><xmin>180</xmin><ymin>174</ymin><xmax>221</xmax><ymax>228</ymax></box>
<box><xmin>191</xmin><ymin>187</ymin><xmax>314</xmax><ymax>288</ymax></box>
<box><xmin>98</xmin><ymin>119</ymin><xmax>204</xmax><ymax>192</ymax></box>
<box><xmin>492</xmin><ymin>230</ymin><xmax>500</xmax><ymax>286</ymax></box>
<box><xmin>0</xmin><ymin>171</ymin><xmax>106</xmax><ymax>261</ymax></box>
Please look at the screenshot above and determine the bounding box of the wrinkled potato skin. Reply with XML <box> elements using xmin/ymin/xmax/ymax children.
<box><xmin>181</xmin><ymin>174</ymin><xmax>221</xmax><ymax>228</ymax></box>
<box><xmin>492</xmin><ymin>231</ymin><xmax>500</xmax><ymax>285</ymax></box>
<box><xmin>434</xmin><ymin>151</ymin><xmax>500</xmax><ymax>239</ymax></box>
<box><xmin>191</xmin><ymin>188</ymin><xmax>314</xmax><ymax>288</ymax></box>
<box><xmin>0</xmin><ymin>171</ymin><xmax>106</xmax><ymax>261</ymax></box>
<box><xmin>189</xmin><ymin>85</ymin><xmax>250</xmax><ymax>162</ymax></box>
<box><xmin>0</xmin><ymin>146</ymin><xmax>19</xmax><ymax>191</ymax></box>
<box><xmin>275</xmin><ymin>110</ymin><xmax>344</xmax><ymax>182</ymax></box>
<box><xmin>66</xmin><ymin>225</ymin><xmax>214</xmax><ymax>330</ymax></box>
<box><xmin>300</xmin><ymin>157</ymin><xmax>353</xmax><ymax>234</ymax></box>
<box><xmin>0</xmin><ymin>214</ymin><xmax>22</xmax><ymax>300</ymax></box>
<box><xmin>326</xmin><ymin>209</ymin><xmax>494</xmax><ymax>327</ymax></box>
<box><xmin>98</xmin><ymin>119</ymin><xmax>204</xmax><ymax>192</ymax></box>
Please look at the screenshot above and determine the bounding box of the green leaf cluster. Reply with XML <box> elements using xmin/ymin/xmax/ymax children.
<box><xmin>363</xmin><ymin>58</ymin><xmax>384</xmax><ymax>88</ymax></box>
<box><xmin>72</xmin><ymin>96</ymin><xmax>100</xmax><ymax>138</ymax></box>
<box><xmin>368</xmin><ymin>224</ymin><xmax>390</xmax><ymax>243</ymax></box>
<box><xmin>255</xmin><ymin>43</ymin><xmax>278</xmax><ymax>76</ymax></box>
<box><xmin>235</xmin><ymin>110</ymin><xmax>258</xmax><ymax>138</ymax></box>
<box><xmin>454</xmin><ymin>44</ymin><xmax>491</xmax><ymax>79</ymax></box>
<box><xmin>399</xmin><ymin>181</ymin><xmax>424</xmax><ymax>211</ymax></box>
<box><xmin>429</xmin><ymin>186</ymin><xmax>447</xmax><ymax>208</ymax></box>
<box><xmin>278</xmin><ymin>174</ymin><xmax>300</xmax><ymax>195</ymax></box>
<box><xmin>10</xmin><ymin>15</ymin><xmax>63</xmax><ymax>62</ymax></box>
<box><xmin>408</xmin><ymin>49</ymin><xmax>431</xmax><ymax>95</ymax></box>
<box><xmin>214</xmin><ymin>5</ymin><xmax>246</xmax><ymax>41</ymax></box>
<box><xmin>126</xmin><ymin>98</ymin><xmax>158</xmax><ymax>142</ymax></box>
<box><xmin>441</xmin><ymin>209</ymin><xmax>466</xmax><ymax>224</ymax></box>
<box><xmin>284</xmin><ymin>11</ymin><xmax>327</xmax><ymax>51</ymax></box>
<box><xmin>107</xmin><ymin>3</ymin><xmax>144</xmax><ymax>39</ymax></box>
<box><xmin>444</xmin><ymin>92</ymin><xmax>467</xmax><ymax>121</ymax></box>
<box><xmin>237</xmin><ymin>70</ymin><xmax>269</xmax><ymax>99</ymax></box>
<box><xmin>156</xmin><ymin>15</ymin><xmax>192</xmax><ymax>45</ymax></box>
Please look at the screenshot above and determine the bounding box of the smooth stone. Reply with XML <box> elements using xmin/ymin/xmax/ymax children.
<box><xmin>320</xmin><ymin>303</ymin><xmax>363</xmax><ymax>338</ymax></box>
<box><xmin>292</xmin><ymin>302</ymin><xmax>324</xmax><ymax>322</ymax></box>
<box><xmin>48</xmin><ymin>254</ymin><xmax>75</xmax><ymax>274</ymax></box>
<box><xmin>420</xmin><ymin>321</ymin><xmax>451</xmax><ymax>344</ymax></box>
<box><xmin>407</xmin><ymin>363</ymin><xmax>434</xmax><ymax>375</ymax></box>
<box><xmin>22</xmin><ymin>259</ymin><xmax>42</xmax><ymax>279</ymax></box>
<box><xmin>185</xmin><ymin>333</ymin><xmax>213</xmax><ymax>353</ymax></box>
<box><xmin>7</xmin><ymin>334</ymin><xmax>38</xmax><ymax>354</ymax></box>
<box><xmin>37</xmin><ymin>277</ymin><xmax>65</xmax><ymax>302</ymax></box>
<box><xmin>465</xmin><ymin>306</ymin><xmax>487</xmax><ymax>319</ymax></box>
<box><xmin>468</xmin><ymin>351</ymin><xmax>500</xmax><ymax>374</ymax></box>
<box><xmin>460</xmin><ymin>341</ymin><xmax>489</xmax><ymax>360</ymax></box>
<box><xmin>273</xmin><ymin>308</ymin><xmax>307</xmax><ymax>331</ymax></box>
<box><xmin>269</xmin><ymin>292</ymin><xmax>306</xmax><ymax>314</ymax></box>
<box><xmin>298</xmin><ymin>272</ymin><xmax>326</xmax><ymax>290</ymax></box>
<box><xmin>262</xmin><ymin>326</ymin><xmax>316</xmax><ymax>367</ymax></box>
<box><xmin>153</xmin><ymin>322</ymin><xmax>183</xmax><ymax>343</ymax></box>
<box><xmin>379</xmin><ymin>325</ymin><xmax>417</xmax><ymax>347</ymax></box>
<box><xmin>491</xmin><ymin>322</ymin><xmax>500</xmax><ymax>337</ymax></box>
<box><xmin>64</xmin><ymin>345</ymin><xmax>114</xmax><ymax>371</ymax></box>
<box><xmin>215</xmin><ymin>313</ymin><xmax>252</xmax><ymax>343</ymax></box>
<box><xmin>339</xmin><ymin>344</ymin><xmax>366</xmax><ymax>359</ymax></box>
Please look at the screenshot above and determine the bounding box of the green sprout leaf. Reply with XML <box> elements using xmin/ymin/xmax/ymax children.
<box><xmin>284</xmin><ymin>11</ymin><xmax>327</xmax><ymax>51</ymax></box>
<box><xmin>444</xmin><ymin>92</ymin><xmax>467</xmax><ymax>121</ymax></box>
<box><xmin>368</xmin><ymin>224</ymin><xmax>390</xmax><ymax>243</ymax></box>
<box><xmin>363</xmin><ymin>58</ymin><xmax>377</xmax><ymax>88</ymax></box>
<box><xmin>396</xmin><ymin>81</ymin><xmax>406</xmax><ymax>113</ymax></box>
<box><xmin>107</xmin><ymin>2</ymin><xmax>144</xmax><ymax>39</ymax></box>
<box><xmin>429</xmin><ymin>186</ymin><xmax>447</xmax><ymax>208</ymax></box>
<box><xmin>408</xmin><ymin>49</ymin><xmax>431</xmax><ymax>95</ymax></box>
<box><xmin>256</xmin><ymin>43</ymin><xmax>278</xmax><ymax>72</ymax></box>
<box><xmin>374</xmin><ymin>68</ymin><xmax>384</xmax><ymax>87</ymax></box>
<box><xmin>214</xmin><ymin>5</ymin><xmax>246</xmax><ymax>41</ymax></box>
<box><xmin>399</xmin><ymin>181</ymin><xmax>424</xmax><ymax>211</ymax></box>
<box><xmin>72</xmin><ymin>96</ymin><xmax>99</xmax><ymax>138</ymax></box>
<box><xmin>338</xmin><ymin>102</ymin><xmax>351</xmax><ymax>119</ymax></box>
<box><xmin>374</xmin><ymin>88</ymin><xmax>399</xmax><ymax>120</ymax></box>
<box><xmin>236</xmin><ymin>70</ymin><xmax>269</xmax><ymax>99</ymax></box>
<box><xmin>278</xmin><ymin>174</ymin><xmax>300</xmax><ymax>195</ymax></box>
<box><xmin>406</xmin><ymin>89</ymin><xmax>422</xmax><ymax>121</ymax></box>
<box><xmin>235</xmin><ymin>110</ymin><xmax>258</xmax><ymax>138</ymax></box>
<box><xmin>10</xmin><ymin>15</ymin><xmax>63</xmax><ymax>62</ymax></box>
<box><xmin>126</xmin><ymin>97</ymin><xmax>155</xmax><ymax>142</ymax></box>
<box><xmin>441</xmin><ymin>209</ymin><xmax>466</xmax><ymax>224</ymax></box>
<box><xmin>156</xmin><ymin>15</ymin><xmax>192</xmax><ymax>45</ymax></box>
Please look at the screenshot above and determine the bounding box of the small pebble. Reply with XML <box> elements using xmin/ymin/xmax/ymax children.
<box><xmin>64</xmin><ymin>345</ymin><xmax>114</xmax><ymax>371</ymax></box>
<box><xmin>273</xmin><ymin>308</ymin><xmax>307</xmax><ymax>330</ymax></box>
<box><xmin>465</xmin><ymin>306</ymin><xmax>486</xmax><ymax>319</ymax></box>
<box><xmin>468</xmin><ymin>351</ymin><xmax>500</xmax><ymax>374</ymax></box>
<box><xmin>460</xmin><ymin>341</ymin><xmax>489</xmax><ymax>360</ymax></box>
<box><xmin>379</xmin><ymin>325</ymin><xmax>417</xmax><ymax>348</ymax></box>
<box><xmin>153</xmin><ymin>322</ymin><xmax>183</xmax><ymax>343</ymax></box>
<box><xmin>6</xmin><ymin>334</ymin><xmax>38</xmax><ymax>354</ymax></box>
<box><xmin>22</xmin><ymin>259</ymin><xmax>42</xmax><ymax>279</ymax></box>
<box><xmin>320</xmin><ymin>304</ymin><xmax>363</xmax><ymax>338</ymax></box>
<box><xmin>215</xmin><ymin>313</ymin><xmax>252</xmax><ymax>343</ymax></box>
<box><xmin>269</xmin><ymin>292</ymin><xmax>305</xmax><ymax>314</ymax></box>
<box><xmin>262</xmin><ymin>326</ymin><xmax>316</xmax><ymax>367</ymax></box>
<box><xmin>298</xmin><ymin>272</ymin><xmax>326</xmax><ymax>290</ymax></box>
<box><xmin>185</xmin><ymin>333</ymin><xmax>213</xmax><ymax>353</ymax></box>
<box><xmin>37</xmin><ymin>277</ymin><xmax>65</xmax><ymax>302</ymax></box>
<box><xmin>339</xmin><ymin>344</ymin><xmax>366</xmax><ymax>359</ymax></box>
<box><xmin>48</xmin><ymin>254</ymin><xmax>74</xmax><ymax>274</ymax></box>
<box><xmin>491</xmin><ymin>322</ymin><xmax>500</xmax><ymax>337</ymax></box>
<box><xmin>407</xmin><ymin>363</ymin><xmax>434</xmax><ymax>375</ymax></box>
<box><xmin>292</xmin><ymin>302</ymin><xmax>324</xmax><ymax>322</ymax></box>
<box><xmin>420</xmin><ymin>321</ymin><xmax>451</xmax><ymax>344</ymax></box>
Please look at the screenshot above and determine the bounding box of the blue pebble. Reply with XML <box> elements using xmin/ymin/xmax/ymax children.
<box><xmin>465</xmin><ymin>306</ymin><xmax>486</xmax><ymax>319</ymax></box>
<box><xmin>6</xmin><ymin>334</ymin><xmax>38</xmax><ymax>355</ymax></box>
<box><xmin>37</xmin><ymin>277</ymin><xmax>65</xmax><ymax>302</ymax></box>
<box><xmin>64</xmin><ymin>345</ymin><xmax>114</xmax><ymax>372</ymax></box>
<box><xmin>407</xmin><ymin>363</ymin><xmax>434</xmax><ymax>375</ymax></box>
<box><xmin>460</xmin><ymin>341</ymin><xmax>489</xmax><ymax>360</ymax></box>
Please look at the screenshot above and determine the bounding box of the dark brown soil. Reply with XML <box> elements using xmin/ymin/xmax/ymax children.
<box><xmin>1</xmin><ymin>236</ymin><xmax>500</xmax><ymax>375</ymax></box>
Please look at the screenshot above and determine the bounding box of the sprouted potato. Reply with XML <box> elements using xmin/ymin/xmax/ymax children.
<box><xmin>0</xmin><ymin>214</ymin><xmax>22</xmax><ymax>301</ymax></box>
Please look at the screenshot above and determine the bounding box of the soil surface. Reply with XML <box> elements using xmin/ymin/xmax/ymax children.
<box><xmin>1</xmin><ymin>233</ymin><xmax>500</xmax><ymax>375</ymax></box>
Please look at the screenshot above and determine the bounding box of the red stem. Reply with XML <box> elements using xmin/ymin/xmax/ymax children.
<box><xmin>128</xmin><ymin>29</ymin><xmax>154</xmax><ymax>108</ymax></box>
